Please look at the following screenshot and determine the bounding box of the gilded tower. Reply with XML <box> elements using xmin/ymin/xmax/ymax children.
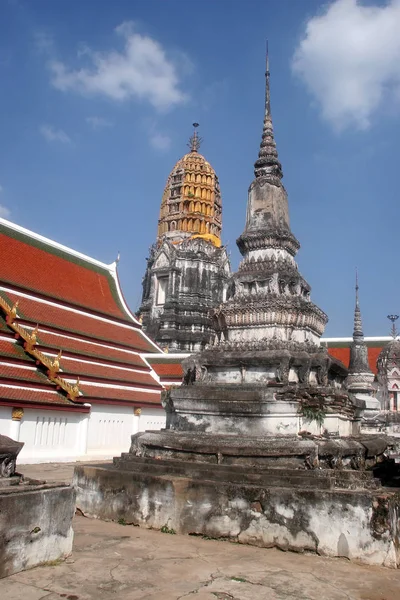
<box><xmin>139</xmin><ymin>126</ymin><xmax>231</xmax><ymax>352</ymax></box>
<box><xmin>157</xmin><ymin>124</ymin><xmax>222</xmax><ymax>248</ymax></box>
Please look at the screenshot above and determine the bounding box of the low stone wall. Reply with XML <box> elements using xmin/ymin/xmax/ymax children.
<box><xmin>74</xmin><ymin>464</ymin><xmax>400</xmax><ymax>569</ymax></box>
<box><xmin>0</xmin><ymin>481</ymin><xmax>75</xmax><ymax>578</ymax></box>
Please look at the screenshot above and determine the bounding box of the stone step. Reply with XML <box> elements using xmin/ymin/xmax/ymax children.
<box><xmin>113</xmin><ymin>455</ymin><xmax>380</xmax><ymax>490</ymax></box>
<box><xmin>116</xmin><ymin>453</ymin><xmax>377</xmax><ymax>480</ymax></box>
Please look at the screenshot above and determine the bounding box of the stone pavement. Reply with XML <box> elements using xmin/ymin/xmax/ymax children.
<box><xmin>1</xmin><ymin>462</ymin><xmax>397</xmax><ymax>600</ymax></box>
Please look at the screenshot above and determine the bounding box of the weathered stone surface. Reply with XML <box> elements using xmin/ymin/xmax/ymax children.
<box><xmin>0</xmin><ymin>481</ymin><xmax>75</xmax><ymax>578</ymax></box>
<box><xmin>74</xmin><ymin>463</ymin><xmax>400</xmax><ymax>568</ymax></box>
<box><xmin>3</xmin><ymin>510</ymin><xmax>400</xmax><ymax>600</ymax></box>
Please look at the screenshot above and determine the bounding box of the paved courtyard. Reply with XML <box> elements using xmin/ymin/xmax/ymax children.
<box><xmin>2</xmin><ymin>462</ymin><xmax>399</xmax><ymax>600</ymax></box>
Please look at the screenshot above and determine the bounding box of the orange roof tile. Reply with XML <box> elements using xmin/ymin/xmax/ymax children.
<box><xmin>0</xmin><ymin>290</ymin><xmax>155</xmax><ymax>352</ymax></box>
<box><xmin>0</xmin><ymin>363</ymin><xmax>53</xmax><ymax>386</ymax></box>
<box><xmin>34</xmin><ymin>332</ymin><xmax>147</xmax><ymax>368</ymax></box>
<box><xmin>327</xmin><ymin>346</ymin><xmax>382</xmax><ymax>374</ymax></box>
<box><xmin>0</xmin><ymin>384</ymin><xmax>78</xmax><ymax>407</ymax></box>
<box><xmin>0</xmin><ymin>220</ymin><xmax>165</xmax><ymax>412</ymax></box>
<box><xmin>149</xmin><ymin>362</ymin><xmax>183</xmax><ymax>377</ymax></box>
<box><xmin>59</xmin><ymin>356</ymin><xmax>158</xmax><ymax>388</ymax></box>
<box><xmin>0</xmin><ymin>227</ymin><xmax>126</xmax><ymax>319</ymax></box>
<box><xmin>80</xmin><ymin>385</ymin><xmax>161</xmax><ymax>405</ymax></box>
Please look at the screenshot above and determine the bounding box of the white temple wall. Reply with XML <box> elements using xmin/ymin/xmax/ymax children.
<box><xmin>86</xmin><ymin>404</ymin><xmax>134</xmax><ymax>457</ymax></box>
<box><xmin>16</xmin><ymin>409</ymin><xmax>86</xmax><ymax>464</ymax></box>
<box><xmin>137</xmin><ymin>407</ymin><xmax>167</xmax><ymax>433</ymax></box>
<box><xmin>0</xmin><ymin>406</ymin><xmax>12</xmax><ymax>436</ymax></box>
<box><xmin>0</xmin><ymin>404</ymin><xmax>166</xmax><ymax>464</ymax></box>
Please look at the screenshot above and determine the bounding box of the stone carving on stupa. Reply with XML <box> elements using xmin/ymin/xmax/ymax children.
<box><xmin>139</xmin><ymin>125</ymin><xmax>231</xmax><ymax>352</ymax></box>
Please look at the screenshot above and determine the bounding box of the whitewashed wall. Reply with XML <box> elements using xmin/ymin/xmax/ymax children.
<box><xmin>0</xmin><ymin>406</ymin><xmax>12</xmax><ymax>436</ymax></box>
<box><xmin>17</xmin><ymin>409</ymin><xmax>88</xmax><ymax>464</ymax></box>
<box><xmin>0</xmin><ymin>404</ymin><xmax>166</xmax><ymax>464</ymax></box>
<box><xmin>86</xmin><ymin>404</ymin><xmax>134</xmax><ymax>457</ymax></box>
<box><xmin>138</xmin><ymin>407</ymin><xmax>166</xmax><ymax>432</ymax></box>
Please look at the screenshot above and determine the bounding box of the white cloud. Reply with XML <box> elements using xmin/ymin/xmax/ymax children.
<box><xmin>49</xmin><ymin>21</ymin><xmax>188</xmax><ymax>111</ymax></box>
<box><xmin>40</xmin><ymin>125</ymin><xmax>71</xmax><ymax>144</ymax></box>
<box><xmin>34</xmin><ymin>31</ymin><xmax>54</xmax><ymax>54</ymax></box>
<box><xmin>149</xmin><ymin>131</ymin><xmax>171</xmax><ymax>151</ymax></box>
<box><xmin>0</xmin><ymin>204</ymin><xmax>10</xmax><ymax>219</ymax></box>
<box><xmin>292</xmin><ymin>0</ymin><xmax>400</xmax><ymax>131</ymax></box>
<box><xmin>85</xmin><ymin>116</ymin><xmax>113</xmax><ymax>130</ymax></box>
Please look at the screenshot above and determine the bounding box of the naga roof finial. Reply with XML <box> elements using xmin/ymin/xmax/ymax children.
<box><xmin>188</xmin><ymin>123</ymin><xmax>202</xmax><ymax>153</ymax></box>
<box><xmin>254</xmin><ymin>43</ymin><xmax>283</xmax><ymax>185</ymax></box>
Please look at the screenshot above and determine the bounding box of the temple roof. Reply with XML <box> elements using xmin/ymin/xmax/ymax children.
<box><xmin>0</xmin><ymin>217</ymin><xmax>164</xmax><ymax>411</ymax></box>
<box><xmin>0</xmin><ymin>219</ymin><xmax>149</xmax><ymax>324</ymax></box>
<box><xmin>157</xmin><ymin>126</ymin><xmax>223</xmax><ymax>248</ymax></box>
<box><xmin>143</xmin><ymin>353</ymin><xmax>187</xmax><ymax>387</ymax></box>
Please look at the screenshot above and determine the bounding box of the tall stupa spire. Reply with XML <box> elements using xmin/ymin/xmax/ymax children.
<box><xmin>353</xmin><ymin>269</ymin><xmax>364</xmax><ymax>341</ymax></box>
<box><xmin>223</xmin><ymin>48</ymin><xmax>328</xmax><ymax>350</ymax></box>
<box><xmin>254</xmin><ymin>43</ymin><xmax>283</xmax><ymax>185</ymax></box>
<box><xmin>265</xmin><ymin>41</ymin><xmax>271</xmax><ymax>116</ymax></box>
<box><xmin>347</xmin><ymin>272</ymin><xmax>374</xmax><ymax>393</ymax></box>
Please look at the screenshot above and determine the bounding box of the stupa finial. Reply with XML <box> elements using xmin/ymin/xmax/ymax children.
<box><xmin>254</xmin><ymin>43</ymin><xmax>283</xmax><ymax>185</ymax></box>
<box><xmin>265</xmin><ymin>40</ymin><xmax>271</xmax><ymax>118</ymax></box>
<box><xmin>353</xmin><ymin>269</ymin><xmax>364</xmax><ymax>341</ymax></box>
<box><xmin>387</xmin><ymin>314</ymin><xmax>399</xmax><ymax>339</ymax></box>
<box><xmin>188</xmin><ymin>122</ymin><xmax>202</xmax><ymax>153</ymax></box>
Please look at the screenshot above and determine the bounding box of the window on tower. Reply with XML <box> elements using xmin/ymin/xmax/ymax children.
<box><xmin>156</xmin><ymin>277</ymin><xmax>168</xmax><ymax>306</ymax></box>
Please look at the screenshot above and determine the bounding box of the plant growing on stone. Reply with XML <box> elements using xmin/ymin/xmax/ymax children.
<box><xmin>299</xmin><ymin>402</ymin><xmax>326</xmax><ymax>427</ymax></box>
<box><xmin>161</xmin><ymin>524</ymin><xmax>176</xmax><ymax>534</ymax></box>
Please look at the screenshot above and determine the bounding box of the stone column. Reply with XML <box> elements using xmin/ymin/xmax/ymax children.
<box><xmin>79</xmin><ymin>407</ymin><xmax>91</xmax><ymax>457</ymax></box>
<box><xmin>133</xmin><ymin>408</ymin><xmax>141</xmax><ymax>435</ymax></box>
<box><xmin>9</xmin><ymin>407</ymin><xmax>24</xmax><ymax>441</ymax></box>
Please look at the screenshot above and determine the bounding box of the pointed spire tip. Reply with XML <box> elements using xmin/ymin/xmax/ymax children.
<box><xmin>188</xmin><ymin>122</ymin><xmax>202</xmax><ymax>152</ymax></box>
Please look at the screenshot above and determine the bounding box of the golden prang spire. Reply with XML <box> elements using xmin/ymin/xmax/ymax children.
<box><xmin>157</xmin><ymin>124</ymin><xmax>222</xmax><ymax>248</ymax></box>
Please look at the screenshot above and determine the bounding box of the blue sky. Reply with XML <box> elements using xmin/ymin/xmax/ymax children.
<box><xmin>1</xmin><ymin>0</ymin><xmax>400</xmax><ymax>337</ymax></box>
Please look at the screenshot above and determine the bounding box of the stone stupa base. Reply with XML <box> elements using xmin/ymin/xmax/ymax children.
<box><xmin>74</xmin><ymin>431</ymin><xmax>400</xmax><ymax>569</ymax></box>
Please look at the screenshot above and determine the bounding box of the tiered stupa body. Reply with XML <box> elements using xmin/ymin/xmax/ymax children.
<box><xmin>139</xmin><ymin>128</ymin><xmax>230</xmax><ymax>352</ymax></box>
<box><xmin>220</xmin><ymin>55</ymin><xmax>327</xmax><ymax>350</ymax></box>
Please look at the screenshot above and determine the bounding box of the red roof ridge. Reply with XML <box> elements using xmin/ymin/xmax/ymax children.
<box><xmin>1</xmin><ymin>284</ymin><xmax>140</xmax><ymax>331</ymax></box>
<box><xmin>0</xmin><ymin>219</ymin><xmax>161</xmax><ymax>347</ymax></box>
<box><xmin>0</xmin><ymin>216</ymin><xmax>117</xmax><ymax>273</ymax></box>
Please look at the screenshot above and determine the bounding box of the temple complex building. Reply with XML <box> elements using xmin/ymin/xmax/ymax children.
<box><xmin>139</xmin><ymin>125</ymin><xmax>231</xmax><ymax>352</ymax></box>
<box><xmin>0</xmin><ymin>217</ymin><xmax>175</xmax><ymax>463</ymax></box>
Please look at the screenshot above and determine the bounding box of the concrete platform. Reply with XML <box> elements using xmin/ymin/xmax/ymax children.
<box><xmin>0</xmin><ymin>478</ymin><xmax>75</xmax><ymax>578</ymax></box>
<box><xmin>2</xmin><ymin>513</ymin><xmax>400</xmax><ymax>599</ymax></box>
